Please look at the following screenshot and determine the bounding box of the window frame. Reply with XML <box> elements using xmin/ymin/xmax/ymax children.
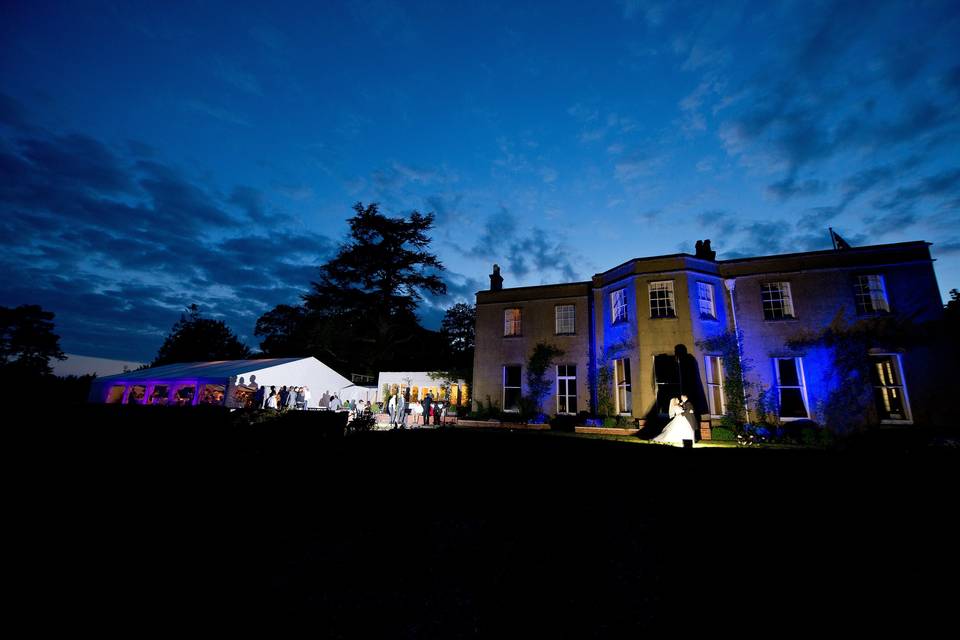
<box><xmin>556</xmin><ymin>364</ymin><xmax>577</xmax><ymax>415</ymax></box>
<box><xmin>502</xmin><ymin>364</ymin><xmax>522</xmax><ymax>413</ymax></box>
<box><xmin>697</xmin><ymin>281</ymin><xmax>717</xmax><ymax>320</ymax></box>
<box><xmin>555</xmin><ymin>304</ymin><xmax>576</xmax><ymax>335</ymax></box>
<box><xmin>773</xmin><ymin>357</ymin><xmax>809</xmax><ymax>420</ymax></box>
<box><xmin>855</xmin><ymin>274</ymin><xmax>891</xmax><ymax>315</ymax></box>
<box><xmin>648</xmin><ymin>280</ymin><xmax>677</xmax><ymax>319</ymax></box>
<box><xmin>614</xmin><ymin>357</ymin><xmax>632</xmax><ymax>415</ymax></box>
<box><xmin>704</xmin><ymin>355</ymin><xmax>724</xmax><ymax>417</ymax></box>
<box><xmin>611</xmin><ymin>289</ymin><xmax>628</xmax><ymax>324</ymax></box>
<box><xmin>503</xmin><ymin>308</ymin><xmax>522</xmax><ymax>337</ymax></box>
<box><xmin>761</xmin><ymin>282</ymin><xmax>796</xmax><ymax>321</ymax></box>
<box><xmin>870</xmin><ymin>352</ymin><xmax>912</xmax><ymax>424</ymax></box>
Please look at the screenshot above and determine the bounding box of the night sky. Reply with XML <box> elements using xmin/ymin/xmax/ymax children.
<box><xmin>2</xmin><ymin>1</ymin><xmax>959</xmax><ymax>362</ymax></box>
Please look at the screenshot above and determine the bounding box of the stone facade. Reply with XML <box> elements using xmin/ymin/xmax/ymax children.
<box><xmin>472</xmin><ymin>241</ymin><xmax>945</xmax><ymax>427</ymax></box>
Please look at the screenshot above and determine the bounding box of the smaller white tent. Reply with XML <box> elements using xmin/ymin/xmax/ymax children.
<box><xmin>88</xmin><ymin>357</ymin><xmax>366</xmax><ymax>408</ymax></box>
<box><xmin>376</xmin><ymin>371</ymin><xmax>467</xmax><ymax>403</ymax></box>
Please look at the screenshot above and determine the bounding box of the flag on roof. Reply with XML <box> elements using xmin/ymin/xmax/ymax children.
<box><xmin>829</xmin><ymin>227</ymin><xmax>851</xmax><ymax>250</ymax></box>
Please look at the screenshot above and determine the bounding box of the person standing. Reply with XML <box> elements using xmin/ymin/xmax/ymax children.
<box><xmin>421</xmin><ymin>392</ymin><xmax>432</xmax><ymax>427</ymax></box>
<box><xmin>394</xmin><ymin>392</ymin><xmax>407</xmax><ymax>429</ymax></box>
<box><xmin>329</xmin><ymin>394</ymin><xmax>342</xmax><ymax>411</ymax></box>
<box><xmin>253</xmin><ymin>384</ymin><xmax>266</xmax><ymax>409</ymax></box>
<box><xmin>303</xmin><ymin>386</ymin><xmax>311</xmax><ymax>409</ymax></box>
<box><xmin>387</xmin><ymin>392</ymin><xmax>397</xmax><ymax>426</ymax></box>
<box><xmin>266</xmin><ymin>388</ymin><xmax>278</xmax><ymax>411</ymax></box>
<box><xmin>680</xmin><ymin>394</ymin><xmax>698</xmax><ymax>436</ymax></box>
<box><xmin>295</xmin><ymin>386</ymin><xmax>305</xmax><ymax>410</ymax></box>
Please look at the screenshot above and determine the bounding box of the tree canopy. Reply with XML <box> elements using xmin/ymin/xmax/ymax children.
<box><xmin>0</xmin><ymin>304</ymin><xmax>66</xmax><ymax>376</ymax></box>
<box><xmin>153</xmin><ymin>304</ymin><xmax>252</xmax><ymax>366</ymax></box>
<box><xmin>256</xmin><ymin>202</ymin><xmax>450</xmax><ymax>377</ymax></box>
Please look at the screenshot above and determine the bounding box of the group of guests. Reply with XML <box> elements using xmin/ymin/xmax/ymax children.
<box><xmin>385</xmin><ymin>391</ymin><xmax>448</xmax><ymax>429</ymax></box>
<box><xmin>253</xmin><ymin>384</ymin><xmax>312</xmax><ymax>410</ymax></box>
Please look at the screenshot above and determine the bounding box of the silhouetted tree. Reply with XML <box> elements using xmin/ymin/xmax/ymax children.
<box><xmin>440</xmin><ymin>302</ymin><xmax>476</xmax><ymax>381</ymax></box>
<box><xmin>299</xmin><ymin>202</ymin><xmax>447</xmax><ymax>375</ymax></box>
<box><xmin>153</xmin><ymin>304</ymin><xmax>251</xmax><ymax>366</ymax></box>
<box><xmin>254</xmin><ymin>304</ymin><xmax>309</xmax><ymax>356</ymax></box>
<box><xmin>945</xmin><ymin>288</ymin><xmax>960</xmax><ymax>323</ymax></box>
<box><xmin>0</xmin><ymin>304</ymin><xmax>66</xmax><ymax>376</ymax></box>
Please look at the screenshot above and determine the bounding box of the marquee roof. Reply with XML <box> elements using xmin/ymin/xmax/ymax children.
<box><xmin>94</xmin><ymin>358</ymin><xmax>306</xmax><ymax>382</ymax></box>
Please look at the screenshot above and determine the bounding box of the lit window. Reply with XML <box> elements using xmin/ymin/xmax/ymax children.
<box><xmin>705</xmin><ymin>356</ymin><xmax>724</xmax><ymax>417</ymax></box>
<box><xmin>649</xmin><ymin>280</ymin><xmax>676</xmax><ymax>318</ymax></box>
<box><xmin>855</xmin><ymin>275</ymin><xmax>890</xmax><ymax>314</ymax></box>
<box><xmin>614</xmin><ymin>358</ymin><xmax>632</xmax><ymax>414</ymax></box>
<box><xmin>774</xmin><ymin>357</ymin><xmax>808</xmax><ymax>419</ymax></box>
<box><xmin>503</xmin><ymin>365</ymin><xmax>521</xmax><ymax>412</ymax></box>
<box><xmin>503</xmin><ymin>308</ymin><xmax>521</xmax><ymax>336</ymax></box>
<box><xmin>761</xmin><ymin>282</ymin><xmax>795</xmax><ymax>320</ymax></box>
<box><xmin>870</xmin><ymin>354</ymin><xmax>910</xmax><ymax>422</ymax></box>
<box><xmin>611</xmin><ymin>289</ymin><xmax>628</xmax><ymax>323</ymax></box>
<box><xmin>556</xmin><ymin>364</ymin><xmax>577</xmax><ymax>414</ymax></box>
<box><xmin>555</xmin><ymin>304</ymin><xmax>575</xmax><ymax>334</ymax></box>
<box><xmin>697</xmin><ymin>282</ymin><xmax>716</xmax><ymax>319</ymax></box>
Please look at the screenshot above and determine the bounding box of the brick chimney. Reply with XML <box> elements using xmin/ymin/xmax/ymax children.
<box><xmin>489</xmin><ymin>264</ymin><xmax>503</xmax><ymax>291</ymax></box>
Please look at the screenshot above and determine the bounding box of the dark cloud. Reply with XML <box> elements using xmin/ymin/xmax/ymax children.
<box><xmin>932</xmin><ymin>239</ymin><xmax>960</xmax><ymax>256</ymax></box>
<box><xmin>695</xmin><ymin>210</ymin><xmax>739</xmax><ymax>236</ymax></box>
<box><xmin>0</xmin><ymin>92</ymin><xmax>31</xmax><ymax>130</ymax></box>
<box><xmin>720</xmin><ymin>2</ymin><xmax>960</xmax><ymax>201</ymax></box>
<box><xmin>228</xmin><ymin>185</ymin><xmax>269</xmax><ymax>223</ymax></box>
<box><xmin>767</xmin><ymin>176</ymin><xmax>827</xmax><ymax>201</ymax></box>
<box><xmin>871</xmin><ymin>167</ymin><xmax>960</xmax><ymax>212</ymax></box>
<box><xmin>0</xmin><ymin>116</ymin><xmax>335</xmax><ymax>361</ymax></box>
<box><xmin>469</xmin><ymin>208</ymin><xmax>579</xmax><ymax>284</ymax></box>
<box><xmin>469</xmin><ymin>206</ymin><xmax>517</xmax><ymax>258</ymax></box>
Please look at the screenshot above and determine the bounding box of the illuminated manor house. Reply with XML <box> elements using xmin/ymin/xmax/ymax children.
<box><xmin>471</xmin><ymin>241</ymin><xmax>945</xmax><ymax>430</ymax></box>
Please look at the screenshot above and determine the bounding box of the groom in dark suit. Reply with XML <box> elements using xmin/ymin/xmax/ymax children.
<box><xmin>680</xmin><ymin>394</ymin><xmax>697</xmax><ymax>435</ymax></box>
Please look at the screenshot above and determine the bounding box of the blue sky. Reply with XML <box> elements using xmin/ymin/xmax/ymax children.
<box><xmin>2</xmin><ymin>0</ymin><xmax>958</xmax><ymax>361</ymax></box>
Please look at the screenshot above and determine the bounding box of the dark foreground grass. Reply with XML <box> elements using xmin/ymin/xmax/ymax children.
<box><xmin>11</xmin><ymin>406</ymin><xmax>958</xmax><ymax>636</ymax></box>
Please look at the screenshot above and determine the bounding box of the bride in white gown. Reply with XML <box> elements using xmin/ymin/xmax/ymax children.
<box><xmin>652</xmin><ymin>397</ymin><xmax>695</xmax><ymax>444</ymax></box>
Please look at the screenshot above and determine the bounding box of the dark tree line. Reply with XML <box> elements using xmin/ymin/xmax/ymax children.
<box><xmin>0</xmin><ymin>304</ymin><xmax>66</xmax><ymax>377</ymax></box>
<box><xmin>153</xmin><ymin>304</ymin><xmax>252</xmax><ymax>366</ymax></box>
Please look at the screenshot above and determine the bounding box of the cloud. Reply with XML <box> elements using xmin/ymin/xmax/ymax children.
<box><xmin>0</xmin><ymin>92</ymin><xmax>32</xmax><ymax>130</ymax></box>
<box><xmin>932</xmin><ymin>239</ymin><xmax>960</xmax><ymax>256</ymax></box>
<box><xmin>181</xmin><ymin>99</ymin><xmax>252</xmax><ymax>127</ymax></box>
<box><xmin>871</xmin><ymin>167</ymin><xmax>960</xmax><ymax>212</ymax></box>
<box><xmin>716</xmin><ymin>2</ymin><xmax>960</xmax><ymax>200</ymax></box>
<box><xmin>0</xmin><ymin>116</ymin><xmax>335</xmax><ymax>360</ymax></box>
<box><xmin>767</xmin><ymin>176</ymin><xmax>827</xmax><ymax>201</ymax></box>
<box><xmin>618</xmin><ymin>0</ymin><xmax>667</xmax><ymax>26</ymax></box>
<box><xmin>468</xmin><ymin>207</ymin><xmax>580</xmax><ymax>284</ymax></box>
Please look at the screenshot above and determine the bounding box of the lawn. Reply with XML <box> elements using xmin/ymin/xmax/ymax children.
<box><xmin>14</xmin><ymin>409</ymin><xmax>958</xmax><ymax>635</ymax></box>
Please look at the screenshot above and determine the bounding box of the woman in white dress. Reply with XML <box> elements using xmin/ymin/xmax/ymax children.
<box><xmin>652</xmin><ymin>397</ymin><xmax>695</xmax><ymax>444</ymax></box>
